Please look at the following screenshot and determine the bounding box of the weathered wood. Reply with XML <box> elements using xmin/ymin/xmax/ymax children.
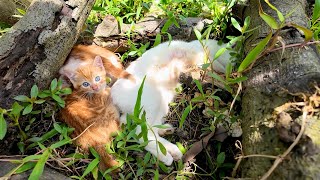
<box><xmin>93</xmin><ymin>15</ymin><xmax>214</xmax><ymax>52</ymax></box>
<box><xmin>0</xmin><ymin>0</ymin><xmax>95</xmax><ymax>109</ymax></box>
<box><xmin>240</xmin><ymin>0</ymin><xmax>320</xmax><ymax>179</ymax></box>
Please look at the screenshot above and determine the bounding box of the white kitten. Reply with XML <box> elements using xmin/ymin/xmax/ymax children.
<box><xmin>111</xmin><ymin>39</ymin><xmax>231</xmax><ymax>165</ymax></box>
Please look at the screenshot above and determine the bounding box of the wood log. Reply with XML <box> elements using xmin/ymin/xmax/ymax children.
<box><xmin>240</xmin><ymin>0</ymin><xmax>320</xmax><ymax>179</ymax></box>
<box><xmin>92</xmin><ymin>15</ymin><xmax>214</xmax><ymax>52</ymax></box>
<box><xmin>0</xmin><ymin>0</ymin><xmax>95</xmax><ymax>154</ymax></box>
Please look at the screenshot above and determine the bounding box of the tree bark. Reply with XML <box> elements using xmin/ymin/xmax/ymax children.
<box><xmin>240</xmin><ymin>0</ymin><xmax>320</xmax><ymax>179</ymax></box>
<box><xmin>0</xmin><ymin>0</ymin><xmax>95</xmax><ymax>109</ymax></box>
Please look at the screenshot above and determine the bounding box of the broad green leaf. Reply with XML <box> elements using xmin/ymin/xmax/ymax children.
<box><xmin>81</xmin><ymin>158</ymin><xmax>100</xmax><ymax>178</ymax></box>
<box><xmin>290</xmin><ymin>23</ymin><xmax>313</xmax><ymax>42</ymax></box>
<box><xmin>53</xmin><ymin>122</ymin><xmax>62</xmax><ymax>133</ymax></box>
<box><xmin>176</xmin><ymin>142</ymin><xmax>186</xmax><ymax>154</ymax></box>
<box><xmin>60</xmin><ymin>88</ymin><xmax>72</xmax><ymax>95</ymax></box>
<box><xmin>28</xmin><ymin>149</ymin><xmax>50</xmax><ymax>180</ymax></box>
<box><xmin>259</xmin><ymin>3</ymin><xmax>279</xmax><ymax>29</ymax></box>
<box><xmin>158</xmin><ymin>141</ymin><xmax>167</xmax><ymax>155</ymax></box>
<box><xmin>231</xmin><ymin>17</ymin><xmax>242</xmax><ymax>32</ymax></box>
<box><xmin>0</xmin><ymin>113</ymin><xmax>7</xmax><ymax>140</ymax></box>
<box><xmin>179</xmin><ymin>104</ymin><xmax>192</xmax><ymax>128</ymax></box>
<box><xmin>312</xmin><ymin>0</ymin><xmax>320</xmax><ymax>23</ymax></box>
<box><xmin>50</xmin><ymin>78</ymin><xmax>58</xmax><ymax>91</ymax></box>
<box><xmin>30</xmin><ymin>85</ymin><xmax>39</xmax><ymax>99</ymax></box>
<box><xmin>11</xmin><ymin>102</ymin><xmax>24</xmax><ymax>117</ymax></box>
<box><xmin>143</xmin><ymin>152</ymin><xmax>151</xmax><ymax>164</ymax></box>
<box><xmin>38</xmin><ymin>90</ymin><xmax>50</xmax><ymax>98</ymax></box>
<box><xmin>238</xmin><ymin>33</ymin><xmax>272</xmax><ymax>72</ymax></box>
<box><xmin>243</xmin><ymin>16</ymin><xmax>251</xmax><ymax>32</ymax></box>
<box><xmin>15</xmin><ymin>162</ymin><xmax>36</xmax><ymax>174</ymax></box>
<box><xmin>264</xmin><ymin>0</ymin><xmax>285</xmax><ymax>22</ymax></box>
<box><xmin>217</xmin><ymin>152</ymin><xmax>226</xmax><ymax>166</ymax></box>
<box><xmin>22</xmin><ymin>104</ymin><xmax>33</xmax><ymax>115</ymax></box>
<box><xmin>193</xmin><ymin>79</ymin><xmax>204</xmax><ymax>95</ymax></box>
<box><xmin>14</xmin><ymin>95</ymin><xmax>30</xmax><ymax>102</ymax></box>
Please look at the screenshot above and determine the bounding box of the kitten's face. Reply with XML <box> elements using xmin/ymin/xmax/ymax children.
<box><xmin>64</xmin><ymin>56</ymin><xmax>108</xmax><ymax>94</ymax></box>
<box><xmin>73</xmin><ymin>65</ymin><xmax>107</xmax><ymax>93</ymax></box>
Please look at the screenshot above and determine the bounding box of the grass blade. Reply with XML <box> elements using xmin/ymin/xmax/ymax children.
<box><xmin>28</xmin><ymin>149</ymin><xmax>50</xmax><ymax>180</ymax></box>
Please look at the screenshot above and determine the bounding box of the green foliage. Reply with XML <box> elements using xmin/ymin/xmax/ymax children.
<box><xmin>311</xmin><ymin>0</ymin><xmax>320</xmax><ymax>50</ymax></box>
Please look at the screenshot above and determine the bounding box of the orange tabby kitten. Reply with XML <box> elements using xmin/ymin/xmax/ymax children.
<box><xmin>59</xmin><ymin>44</ymin><xmax>134</xmax><ymax>85</ymax></box>
<box><xmin>60</xmin><ymin>56</ymin><xmax>120</xmax><ymax>170</ymax></box>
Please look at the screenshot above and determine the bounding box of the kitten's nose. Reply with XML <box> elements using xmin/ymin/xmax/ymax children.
<box><xmin>91</xmin><ymin>84</ymin><xmax>98</xmax><ymax>90</ymax></box>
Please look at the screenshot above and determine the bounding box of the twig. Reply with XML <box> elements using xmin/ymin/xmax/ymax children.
<box><xmin>260</xmin><ymin>106</ymin><xmax>308</xmax><ymax>180</ymax></box>
<box><xmin>71</xmin><ymin>122</ymin><xmax>96</xmax><ymax>141</ymax></box>
<box><xmin>229</xmin><ymin>82</ymin><xmax>242</xmax><ymax>115</ymax></box>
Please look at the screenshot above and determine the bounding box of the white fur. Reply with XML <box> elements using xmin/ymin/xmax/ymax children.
<box><xmin>111</xmin><ymin>39</ymin><xmax>231</xmax><ymax>165</ymax></box>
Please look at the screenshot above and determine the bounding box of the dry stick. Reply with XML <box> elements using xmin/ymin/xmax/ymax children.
<box><xmin>260</xmin><ymin>107</ymin><xmax>308</xmax><ymax>180</ymax></box>
<box><xmin>229</xmin><ymin>82</ymin><xmax>242</xmax><ymax>115</ymax></box>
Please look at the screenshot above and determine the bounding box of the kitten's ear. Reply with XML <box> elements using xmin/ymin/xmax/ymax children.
<box><xmin>93</xmin><ymin>56</ymin><xmax>105</xmax><ymax>71</ymax></box>
<box><xmin>61</xmin><ymin>70</ymin><xmax>76</xmax><ymax>85</ymax></box>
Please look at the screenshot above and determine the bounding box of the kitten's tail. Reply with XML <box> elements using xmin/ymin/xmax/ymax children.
<box><xmin>94</xmin><ymin>145</ymin><xmax>119</xmax><ymax>171</ymax></box>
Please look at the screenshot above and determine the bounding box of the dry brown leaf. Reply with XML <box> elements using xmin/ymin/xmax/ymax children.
<box><xmin>182</xmin><ymin>126</ymin><xmax>228</xmax><ymax>163</ymax></box>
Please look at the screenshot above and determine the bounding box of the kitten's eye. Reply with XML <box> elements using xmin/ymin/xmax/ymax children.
<box><xmin>82</xmin><ymin>82</ymin><xmax>90</xmax><ymax>87</ymax></box>
<box><xmin>95</xmin><ymin>76</ymin><xmax>100</xmax><ymax>82</ymax></box>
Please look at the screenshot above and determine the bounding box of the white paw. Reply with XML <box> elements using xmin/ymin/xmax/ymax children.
<box><xmin>168</xmin><ymin>146</ymin><xmax>183</xmax><ymax>161</ymax></box>
<box><xmin>158</xmin><ymin>124</ymin><xmax>175</xmax><ymax>136</ymax></box>
<box><xmin>160</xmin><ymin>154</ymin><xmax>174</xmax><ymax>166</ymax></box>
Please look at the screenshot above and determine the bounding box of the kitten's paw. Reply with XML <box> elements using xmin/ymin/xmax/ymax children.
<box><xmin>158</xmin><ymin>123</ymin><xmax>175</xmax><ymax>136</ymax></box>
<box><xmin>168</xmin><ymin>146</ymin><xmax>183</xmax><ymax>161</ymax></box>
<box><xmin>160</xmin><ymin>154</ymin><xmax>174</xmax><ymax>166</ymax></box>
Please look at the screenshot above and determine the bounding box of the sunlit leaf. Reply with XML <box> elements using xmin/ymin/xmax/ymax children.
<box><xmin>15</xmin><ymin>162</ymin><xmax>36</xmax><ymax>174</ymax></box>
<box><xmin>231</xmin><ymin>17</ymin><xmax>242</xmax><ymax>32</ymax></box>
<box><xmin>0</xmin><ymin>113</ymin><xmax>7</xmax><ymax>140</ymax></box>
<box><xmin>14</xmin><ymin>95</ymin><xmax>30</xmax><ymax>102</ymax></box>
<box><xmin>214</xmin><ymin>47</ymin><xmax>227</xmax><ymax>60</ymax></box>
<box><xmin>81</xmin><ymin>158</ymin><xmax>100</xmax><ymax>178</ymax></box>
<box><xmin>50</xmin><ymin>78</ymin><xmax>58</xmax><ymax>91</ymax></box>
<box><xmin>264</xmin><ymin>0</ymin><xmax>285</xmax><ymax>22</ymax></box>
<box><xmin>238</xmin><ymin>33</ymin><xmax>272</xmax><ymax>72</ymax></box>
<box><xmin>158</xmin><ymin>141</ymin><xmax>167</xmax><ymax>155</ymax></box>
<box><xmin>179</xmin><ymin>104</ymin><xmax>192</xmax><ymax>128</ymax></box>
<box><xmin>193</xmin><ymin>79</ymin><xmax>204</xmax><ymax>95</ymax></box>
<box><xmin>153</xmin><ymin>34</ymin><xmax>162</xmax><ymax>47</ymax></box>
<box><xmin>289</xmin><ymin>23</ymin><xmax>313</xmax><ymax>42</ymax></box>
<box><xmin>259</xmin><ymin>3</ymin><xmax>279</xmax><ymax>29</ymax></box>
<box><xmin>312</xmin><ymin>0</ymin><xmax>320</xmax><ymax>23</ymax></box>
<box><xmin>217</xmin><ymin>152</ymin><xmax>226</xmax><ymax>166</ymax></box>
<box><xmin>28</xmin><ymin>149</ymin><xmax>50</xmax><ymax>180</ymax></box>
<box><xmin>22</xmin><ymin>104</ymin><xmax>33</xmax><ymax>115</ymax></box>
<box><xmin>30</xmin><ymin>85</ymin><xmax>39</xmax><ymax>99</ymax></box>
